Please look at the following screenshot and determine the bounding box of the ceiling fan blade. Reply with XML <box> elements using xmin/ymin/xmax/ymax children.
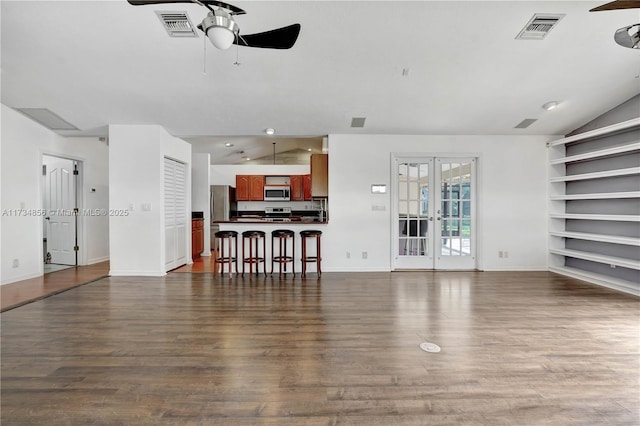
<box><xmin>127</xmin><ymin>0</ymin><xmax>245</xmax><ymax>15</ymax></box>
<box><xmin>589</xmin><ymin>0</ymin><xmax>640</xmax><ymax>12</ymax></box>
<box><xmin>234</xmin><ymin>24</ymin><xmax>301</xmax><ymax>49</ymax></box>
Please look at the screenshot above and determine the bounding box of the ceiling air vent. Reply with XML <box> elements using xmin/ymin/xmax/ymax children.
<box><xmin>156</xmin><ymin>11</ymin><xmax>198</xmax><ymax>37</ymax></box>
<box><xmin>515</xmin><ymin>118</ymin><xmax>537</xmax><ymax>129</ymax></box>
<box><xmin>516</xmin><ymin>14</ymin><xmax>565</xmax><ymax>40</ymax></box>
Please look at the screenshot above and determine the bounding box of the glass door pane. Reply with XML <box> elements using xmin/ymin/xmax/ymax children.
<box><xmin>394</xmin><ymin>158</ymin><xmax>433</xmax><ymax>269</ymax></box>
<box><xmin>435</xmin><ymin>159</ymin><xmax>476</xmax><ymax>269</ymax></box>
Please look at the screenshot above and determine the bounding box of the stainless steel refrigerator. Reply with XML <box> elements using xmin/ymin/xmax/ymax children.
<box><xmin>210</xmin><ymin>185</ymin><xmax>236</xmax><ymax>222</ymax></box>
<box><xmin>210</xmin><ymin>185</ymin><xmax>236</xmax><ymax>248</ymax></box>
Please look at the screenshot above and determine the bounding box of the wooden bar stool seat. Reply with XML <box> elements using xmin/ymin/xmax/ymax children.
<box><xmin>271</xmin><ymin>229</ymin><xmax>295</xmax><ymax>277</ymax></box>
<box><xmin>214</xmin><ymin>230</ymin><xmax>238</xmax><ymax>277</ymax></box>
<box><xmin>300</xmin><ymin>230</ymin><xmax>322</xmax><ymax>278</ymax></box>
<box><xmin>242</xmin><ymin>230</ymin><xmax>266</xmax><ymax>277</ymax></box>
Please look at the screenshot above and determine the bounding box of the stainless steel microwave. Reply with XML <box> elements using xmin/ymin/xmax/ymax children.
<box><xmin>264</xmin><ymin>186</ymin><xmax>290</xmax><ymax>201</ymax></box>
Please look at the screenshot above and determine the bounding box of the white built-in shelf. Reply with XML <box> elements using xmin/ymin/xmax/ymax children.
<box><xmin>548</xmin><ymin>118</ymin><xmax>640</xmax><ymax>296</ymax></box>
<box><xmin>549</xmin><ymin>213</ymin><xmax>640</xmax><ymax>222</ymax></box>
<box><xmin>548</xmin><ymin>265</ymin><xmax>639</xmax><ymax>296</ymax></box>
<box><xmin>550</xmin><ymin>142</ymin><xmax>640</xmax><ymax>165</ymax></box>
<box><xmin>549</xmin><ymin>167</ymin><xmax>640</xmax><ymax>182</ymax></box>
<box><xmin>549</xmin><ymin>248</ymin><xmax>640</xmax><ymax>270</ymax></box>
<box><xmin>550</xmin><ymin>191</ymin><xmax>640</xmax><ymax>200</ymax></box>
<box><xmin>549</xmin><ymin>231</ymin><xmax>640</xmax><ymax>246</ymax></box>
<box><xmin>548</xmin><ymin>118</ymin><xmax>640</xmax><ymax>147</ymax></box>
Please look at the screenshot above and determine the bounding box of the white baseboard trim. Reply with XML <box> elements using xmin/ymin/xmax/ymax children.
<box><xmin>109</xmin><ymin>270</ymin><xmax>167</xmax><ymax>277</ymax></box>
<box><xmin>87</xmin><ymin>256</ymin><xmax>109</xmax><ymax>265</ymax></box>
<box><xmin>321</xmin><ymin>267</ymin><xmax>391</xmax><ymax>272</ymax></box>
<box><xmin>1</xmin><ymin>271</ymin><xmax>43</xmax><ymax>285</ymax></box>
<box><xmin>482</xmin><ymin>267</ymin><xmax>549</xmax><ymax>272</ymax></box>
<box><xmin>549</xmin><ymin>266</ymin><xmax>639</xmax><ymax>296</ymax></box>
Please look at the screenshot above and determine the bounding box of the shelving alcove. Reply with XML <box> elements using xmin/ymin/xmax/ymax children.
<box><xmin>548</xmin><ymin>117</ymin><xmax>640</xmax><ymax>296</ymax></box>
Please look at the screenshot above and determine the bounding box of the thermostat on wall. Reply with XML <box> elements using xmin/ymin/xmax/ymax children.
<box><xmin>371</xmin><ymin>184</ymin><xmax>386</xmax><ymax>194</ymax></box>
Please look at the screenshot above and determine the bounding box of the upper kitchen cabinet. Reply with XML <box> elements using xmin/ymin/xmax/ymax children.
<box><xmin>235</xmin><ymin>175</ymin><xmax>250</xmax><ymax>200</ymax></box>
<box><xmin>303</xmin><ymin>174</ymin><xmax>312</xmax><ymax>200</ymax></box>
<box><xmin>290</xmin><ymin>174</ymin><xmax>312</xmax><ymax>201</ymax></box>
<box><xmin>311</xmin><ymin>154</ymin><xmax>328</xmax><ymax>198</ymax></box>
<box><xmin>290</xmin><ymin>175</ymin><xmax>304</xmax><ymax>201</ymax></box>
<box><xmin>236</xmin><ymin>175</ymin><xmax>265</xmax><ymax>201</ymax></box>
<box><xmin>249</xmin><ymin>175</ymin><xmax>265</xmax><ymax>201</ymax></box>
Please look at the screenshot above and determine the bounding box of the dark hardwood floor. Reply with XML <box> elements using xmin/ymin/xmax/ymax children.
<box><xmin>1</xmin><ymin>271</ymin><xmax>638</xmax><ymax>425</ymax></box>
<box><xmin>0</xmin><ymin>261</ymin><xmax>110</xmax><ymax>312</ymax></box>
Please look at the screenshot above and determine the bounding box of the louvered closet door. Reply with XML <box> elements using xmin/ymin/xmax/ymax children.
<box><xmin>164</xmin><ymin>157</ymin><xmax>187</xmax><ymax>271</ymax></box>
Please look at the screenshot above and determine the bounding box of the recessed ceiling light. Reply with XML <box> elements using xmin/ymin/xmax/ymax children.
<box><xmin>307</xmin><ymin>148</ymin><xmax>312</xmax><ymax>152</ymax></box>
<box><xmin>224</xmin><ymin>143</ymin><xmax>234</xmax><ymax>147</ymax></box>
<box><xmin>542</xmin><ymin>101</ymin><xmax>559</xmax><ymax>111</ymax></box>
<box><xmin>265</xmin><ymin>128</ymin><xmax>275</xmax><ymax>135</ymax></box>
<box><xmin>245</xmin><ymin>157</ymin><xmax>251</xmax><ymax>161</ymax></box>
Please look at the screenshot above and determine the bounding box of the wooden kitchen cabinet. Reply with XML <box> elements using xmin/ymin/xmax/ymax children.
<box><xmin>236</xmin><ymin>175</ymin><xmax>264</xmax><ymax>201</ymax></box>
<box><xmin>235</xmin><ymin>175</ymin><xmax>251</xmax><ymax>201</ymax></box>
<box><xmin>311</xmin><ymin>154</ymin><xmax>328</xmax><ymax>198</ymax></box>
<box><xmin>249</xmin><ymin>175</ymin><xmax>264</xmax><ymax>201</ymax></box>
<box><xmin>290</xmin><ymin>175</ymin><xmax>304</xmax><ymax>201</ymax></box>
<box><xmin>191</xmin><ymin>218</ymin><xmax>204</xmax><ymax>260</ymax></box>
<box><xmin>303</xmin><ymin>174</ymin><xmax>312</xmax><ymax>200</ymax></box>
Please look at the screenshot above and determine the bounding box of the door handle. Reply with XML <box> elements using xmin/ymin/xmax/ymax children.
<box><xmin>436</xmin><ymin>217</ymin><xmax>441</xmax><ymax>221</ymax></box>
<box><xmin>45</xmin><ymin>217</ymin><xmax>50</xmax><ymax>220</ymax></box>
<box><xmin>429</xmin><ymin>217</ymin><xmax>433</xmax><ymax>221</ymax></box>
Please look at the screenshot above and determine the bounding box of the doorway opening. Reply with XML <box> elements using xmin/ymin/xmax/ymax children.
<box><xmin>42</xmin><ymin>154</ymin><xmax>81</xmax><ymax>273</ymax></box>
<box><xmin>391</xmin><ymin>155</ymin><xmax>478</xmax><ymax>270</ymax></box>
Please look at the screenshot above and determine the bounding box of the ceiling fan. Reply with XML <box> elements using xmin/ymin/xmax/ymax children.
<box><xmin>127</xmin><ymin>0</ymin><xmax>301</xmax><ymax>50</ymax></box>
<box><xmin>590</xmin><ymin>0</ymin><xmax>640</xmax><ymax>49</ymax></box>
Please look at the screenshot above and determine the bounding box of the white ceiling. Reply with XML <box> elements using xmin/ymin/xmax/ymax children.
<box><xmin>2</xmin><ymin>1</ymin><xmax>639</xmax><ymax>163</ymax></box>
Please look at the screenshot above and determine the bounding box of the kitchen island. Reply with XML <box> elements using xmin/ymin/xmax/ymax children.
<box><xmin>213</xmin><ymin>220</ymin><xmax>327</xmax><ymax>276</ymax></box>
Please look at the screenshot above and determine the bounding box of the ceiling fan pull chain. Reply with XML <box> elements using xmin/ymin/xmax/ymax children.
<box><xmin>203</xmin><ymin>33</ymin><xmax>208</xmax><ymax>74</ymax></box>
<box><xmin>234</xmin><ymin>33</ymin><xmax>241</xmax><ymax>66</ymax></box>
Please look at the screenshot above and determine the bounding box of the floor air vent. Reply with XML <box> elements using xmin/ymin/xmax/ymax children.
<box><xmin>156</xmin><ymin>11</ymin><xmax>198</xmax><ymax>37</ymax></box>
<box><xmin>516</xmin><ymin>14</ymin><xmax>565</xmax><ymax>40</ymax></box>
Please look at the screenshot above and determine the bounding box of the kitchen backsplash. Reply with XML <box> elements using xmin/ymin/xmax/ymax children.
<box><xmin>237</xmin><ymin>200</ymin><xmax>322</xmax><ymax>212</ymax></box>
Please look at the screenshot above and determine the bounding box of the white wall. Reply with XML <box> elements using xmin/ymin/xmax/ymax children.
<box><xmin>324</xmin><ymin>134</ymin><xmax>553</xmax><ymax>272</ymax></box>
<box><xmin>210</xmin><ymin>164</ymin><xmax>310</xmax><ymax>186</ymax></box>
<box><xmin>108</xmin><ymin>125</ymin><xmax>191</xmax><ymax>276</ymax></box>
<box><xmin>192</xmin><ymin>153</ymin><xmax>211</xmax><ymax>256</ymax></box>
<box><xmin>1</xmin><ymin>104</ymin><xmax>109</xmax><ymax>284</ymax></box>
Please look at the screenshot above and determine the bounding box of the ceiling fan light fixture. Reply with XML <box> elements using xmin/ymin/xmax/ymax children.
<box><xmin>542</xmin><ymin>101</ymin><xmax>559</xmax><ymax>111</ymax></box>
<box><xmin>201</xmin><ymin>10</ymin><xmax>239</xmax><ymax>50</ymax></box>
<box><xmin>614</xmin><ymin>23</ymin><xmax>640</xmax><ymax>49</ymax></box>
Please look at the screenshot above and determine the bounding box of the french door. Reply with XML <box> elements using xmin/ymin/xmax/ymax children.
<box><xmin>392</xmin><ymin>156</ymin><xmax>476</xmax><ymax>270</ymax></box>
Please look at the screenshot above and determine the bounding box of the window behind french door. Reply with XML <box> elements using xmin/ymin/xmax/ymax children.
<box><xmin>392</xmin><ymin>156</ymin><xmax>477</xmax><ymax>270</ymax></box>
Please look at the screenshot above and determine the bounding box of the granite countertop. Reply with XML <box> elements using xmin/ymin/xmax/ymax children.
<box><xmin>214</xmin><ymin>217</ymin><xmax>328</xmax><ymax>224</ymax></box>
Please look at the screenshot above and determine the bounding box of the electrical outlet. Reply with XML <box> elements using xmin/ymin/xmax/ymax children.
<box><xmin>12</xmin><ymin>259</ymin><xmax>19</xmax><ymax>268</ymax></box>
<box><xmin>504</xmin><ymin>251</ymin><xmax>509</xmax><ymax>258</ymax></box>
<box><xmin>498</xmin><ymin>251</ymin><xmax>503</xmax><ymax>258</ymax></box>
<box><xmin>346</xmin><ymin>251</ymin><xmax>351</xmax><ymax>259</ymax></box>
<box><xmin>362</xmin><ymin>251</ymin><xmax>368</xmax><ymax>259</ymax></box>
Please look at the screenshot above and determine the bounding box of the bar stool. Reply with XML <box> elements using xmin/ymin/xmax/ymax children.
<box><xmin>300</xmin><ymin>230</ymin><xmax>322</xmax><ymax>278</ymax></box>
<box><xmin>271</xmin><ymin>229</ymin><xmax>295</xmax><ymax>278</ymax></box>
<box><xmin>214</xmin><ymin>230</ymin><xmax>238</xmax><ymax>277</ymax></box>
<box><xmin>241</xmin><ymin>230</ymin><xmax>266</xmax><ymax>277</ymax></box>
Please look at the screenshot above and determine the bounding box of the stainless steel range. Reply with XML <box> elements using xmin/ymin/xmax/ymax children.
<box><xmin>264</xmin><ymin>206</ymin><xmax>292</xmax><ymax>222</ymax></box>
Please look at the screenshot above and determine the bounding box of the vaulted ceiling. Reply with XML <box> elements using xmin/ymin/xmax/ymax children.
<box><xmin>2</xmin><ymin>1</ymin><xmax>639</xmax><ymax>163</ymax></box>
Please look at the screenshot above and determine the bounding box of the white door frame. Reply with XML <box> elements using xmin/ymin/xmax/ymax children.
<box><xmin>391</xmin><ymin>153</ymin><xmax>481</xmax><ymax>271</ymax></box>
<box><xmin>40</xmin><ymin>153</ymin><xmax>85</xmax><ymax>268</ymax></box>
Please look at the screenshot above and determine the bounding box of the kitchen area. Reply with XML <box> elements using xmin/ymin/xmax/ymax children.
<box><xmin>194</xmin><ymin>153</ymin><xmax>329</xmax><ymax>272</ymax></box>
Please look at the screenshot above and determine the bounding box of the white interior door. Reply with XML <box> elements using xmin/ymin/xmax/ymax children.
<box><xmin>44</xmin><ymin>155</ymin><xmax>77</xmax><ymax>265</ymax></box>
<box><xmin>392</xmin><ymin>155</ymin><xmax>476</xmax><ymax>270</ymax></box>
<box><xmin>435</xmin><ymin>158</ymin><xmax>476</xmax><ymax>269</ymax></box>
<box><xmin>164</xmin><ymin>157</ymin><xmax>187</xmax><ymax>271</ymax></box>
